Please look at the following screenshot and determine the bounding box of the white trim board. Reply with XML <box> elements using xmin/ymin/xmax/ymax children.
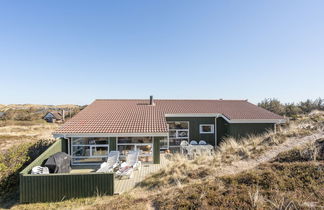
<box><xmin>165</xmin><ymin>113</ymin><xmax>286</xmax><ymax>124</ymax></box>
<box><xmin>229</xmin><ymin>119</ymin><xmax>286</xmax><ymax>123</ymax></box>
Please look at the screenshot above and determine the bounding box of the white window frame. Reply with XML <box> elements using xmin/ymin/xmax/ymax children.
<box><xmin>167</xmin><ymin>121</ymin><xmax>190</xmax><ymax>148</ymax></box>
<box><xmin>200</xmin><ymin>124</ymin><xmax>214</xmax><ymax>134</ymax></box>
<box><xmin>71</xmin><ymin>137</ymin><xmax>109</xmax><ymax>165</ymax></box>
<box><xmin>117</xmin><ymin>137</ymin><xmax>153</xmax><ymax>157</ymax></box>
<box><xmin>117</xmin><ymin>143</ymin><xmax>153</xmax><ymax>157</ymax></box>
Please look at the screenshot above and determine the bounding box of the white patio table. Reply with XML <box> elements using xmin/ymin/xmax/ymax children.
<box><xmin>182</xmin><ymin>144</ymin><xmax>214</xmax><ymax>157</ymax></box>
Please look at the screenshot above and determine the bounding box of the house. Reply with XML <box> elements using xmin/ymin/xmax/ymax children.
<box><xmin>43</xmin><ymin>110</ymin><xmax>65</xmax><ymax>123</ymax></box>
<box><xmin>0</xmin><ymin>112</ymin><xmax>4</xmax><ymax>119</ymax></box>
<box><xmin>53</xmin><ymin>96</ymin><xmax>285</xmax><ymax>166</ymax></box>
<box><xmin>20</xmin><ymin>96</ymin><xmax>286</xmax><ymax>203</ymax></box>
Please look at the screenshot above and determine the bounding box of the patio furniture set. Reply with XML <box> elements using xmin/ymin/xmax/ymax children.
<box><xmin>180</xmin><ymin>140</ymin><xmax>214</xmax><ymax>158</ymax></box>
<box><xmin>31</xmin><ymin>150</ymin><xmax>141</xmax><ymax>179</ymax></box>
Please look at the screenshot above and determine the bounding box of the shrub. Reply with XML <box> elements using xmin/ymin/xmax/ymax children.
<box><xmin>153</xmin><ymin>162</ymin><xmax>324</xmax><ymax>209</ymax></box>
<box><xmin>258</xmin><ymin>98</ymin><xmax>324</xmax><ymax>117</ymax></box>
<box><xmin>0</xmin><ymin>139</ymin><xmax>54</xmax><ymax>198</ymax></box>
<box><xmin>274</xmin><ymin>138</ymin><xmax>324</xmax><ymax>162</ymax></box>
<box><xmin>258</xmin><ymin>98</ymin><xmax>285</xmax><ymax>115</ymax></box>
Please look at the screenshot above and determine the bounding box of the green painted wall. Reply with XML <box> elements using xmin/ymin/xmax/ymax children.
<box><xmin>153</xmin><ymin>137</ymin><xmax>161</xmax><ymax>164</ymax></box>
<box><xmin>166</xmin><ymin>117</ymin><xmax>216</xmax><ymax>146</ymax></box>
<box><xmin>20</xmin><ymin>173</ymin><xmax>114</xmax><ymax>203</ymax></box>
<box><xmin>216</xmin><ymin>117</ymin><xmax>229</xmax><ymax>145</ymax></box>
<box><xmin>228</xmin><ymin>123</ymin><xmax>274</xmax><ymax>139</ymax></box>
<box><xmin>109</xmin><ymin>137</ymin><xmax>117</xmax><ymax>151</ymax></box>
<box><xmin>166</xmin><ymin>117</ymin><xmax>275</xmax><ymax>146</ymax></box>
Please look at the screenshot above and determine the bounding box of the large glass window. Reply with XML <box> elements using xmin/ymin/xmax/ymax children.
<box><xmin>117</xmin><ymin>137</ymin><xmax>153</xmax><ymax>162</ymax></box>
<box><xmin>167</xmin><ymin>121</ymin><xmax>189</xmax><ymax>147</ymax></box>
<box><xmin>71</xmin><ymin>137</ymin><xmax>109</xmax><ymax>165</ymax></box>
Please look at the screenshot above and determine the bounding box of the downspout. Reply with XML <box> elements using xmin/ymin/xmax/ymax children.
<box><xmin>274</xmin><ymin>123</ymin><xmax>277</xmax><ymax>133</ymax></box>
<box><xmin>214</xmin><ymin>114</ymin><xmax>220</xmax><ymax>147</ymax></box>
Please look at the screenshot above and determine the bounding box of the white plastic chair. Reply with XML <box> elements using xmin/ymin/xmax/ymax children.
<box><xmin>96</xmin><ymin>151</ymin><xmax>120</xmax><ymax>173</ymax></box>
<box><xmin>199</xmin><ymin>140</ymin><xmax>207</xmax><ymax>145</ymax></box>
<box><xmin>180</xmin><ymin>140</ymin><xmax>189</xmax><ymax>146</ymax></box>
<box><xmin>180</xmin><ymin>140</ymin><xmax>189</xmax><ymax>154</ymax></box>
<box><xmin>116</xmin><ymin>151</ymin><xmax>141</xmax><ymax>179</ymax></box>
<box><xmin>190</xmin><ymin>140</ymin><xmax>198</xmax><ymax>145</ymax></box>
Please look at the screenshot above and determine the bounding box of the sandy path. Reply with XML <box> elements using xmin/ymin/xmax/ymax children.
<box><xmin>215</xmin><ymin>132</ymin><xmax>324</xmax><ymax>176</ymax></box>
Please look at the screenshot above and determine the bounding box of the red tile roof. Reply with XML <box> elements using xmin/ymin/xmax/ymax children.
<box><xmin>54</xmin><ymin>99</ymin><xmax>284</xmax><ymax>134</ymax></box>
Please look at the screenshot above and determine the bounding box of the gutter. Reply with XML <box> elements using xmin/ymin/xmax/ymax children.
<box><xmin>164</xmin><ymin>113</ymin><xmax>286</xmax><ymax>124</ymax></box>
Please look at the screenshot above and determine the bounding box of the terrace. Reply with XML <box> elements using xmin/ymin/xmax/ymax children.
<box><xmin>20</xmin><ymin>139</ymin><xmax>167</xmax><ymax>203</ymax></box>
<box><xmin>69</xmin><ymin>155</ymin><xmax>168</xmax><ymax>194</ymax></box>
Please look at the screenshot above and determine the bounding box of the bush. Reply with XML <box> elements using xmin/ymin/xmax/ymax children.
<box><xmin>153</xmin><ymin>162</ymin><xmax>324</xmax><ymax>209</ymax></box>
<box><xmin>258</xmin><ymin>98</ymin><xmax>285</xmax><ymax>115</ymax></box>
<box><xmin>0</xmin><ymin>139</ymin><xmax>54</xmax><ymax>198</ymax></box>
<box><xmin>258</xmin><ymin>98</ymin><xmax>324</xmax><ymax>117</ymax></box>
<box><xmin>274</xmin><ymin>138</ymin><xmax>324</xmax><ymax>162</ymax></box>
<box><xmin>1</xmin><ymin>108</ymin><xmax>43</xmax><ymax>121</ymax></box>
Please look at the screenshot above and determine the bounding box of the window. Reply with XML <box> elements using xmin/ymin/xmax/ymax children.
<box><xmin>167</xmin><ymin>121</ymin><xmax>189</xmax><ymax>147</ymax></box>
<box><xmin>200</xmin><ymin>124</ymin><xmax>214</xmax><ymax>134</ymax></box>
<box><xmin>155</xmin><ymin>136</ymin><xmax>168</xmax><ymax>150</ymax></box>
<box><xmin>117</xmin><ymin>137</ymin><xmax>153</xmax><ymax>160</ymax></box>
<box><xmin>71</xmin><ymin>137</ymin><xmax>109</xmax><ymax>165</ymax></box>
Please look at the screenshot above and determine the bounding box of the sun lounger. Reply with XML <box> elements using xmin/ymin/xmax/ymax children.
<box><xmin>116</xmin><ymin>150</ymin><xmax>141</xmax><ymax>179</ymax></box>
<box><xmin>96</xmin><ymin>151</ymin><xmax>120</xmax><ymax>173</ymax></box>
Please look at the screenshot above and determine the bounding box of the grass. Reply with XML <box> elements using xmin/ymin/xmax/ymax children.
<box><xmin>0</xmin><ymin>120</ymin><xmax>58</xmax><ymax>153</ymax></box>
<box><xmin>273</xmin><ymin>138</ymin><xmax>324</xmax><ymax>162</ymax></box>
<box><xmin>152</xmin><ymin>161</ymin><xmax>324</xmax><ymax>209</ymax></box>
<box><xmin>15</xmin><ymin>155</ymin><xmax>323</xmax><ymax>209</ymax></box>
<box><xmin>3</xmin><ymin>111</ymin><xmax>324</xmax><ymax>209</ymax></box>
<box><xmin>0</xmin><ymin>120</ymin><xmax>58</xmax><ymax>207</ymax></box>
<box><xmin>216</xmin><ymin>115</ymin><xmax>323</xmax><ymax>164</ymax></box>
<box><xmin>0</xmin><ymin>140</ymin><xmax>55</xmax><ymax>203</ymax></box>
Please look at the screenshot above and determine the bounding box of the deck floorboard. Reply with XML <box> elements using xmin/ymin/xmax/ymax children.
<box><xmin>114</xmin><ymin>155</ymin><xmax>168</xmax><ymax>194</ymax></box>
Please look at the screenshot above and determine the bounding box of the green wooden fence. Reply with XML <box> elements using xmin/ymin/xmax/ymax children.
<box><xmin>20</xmin><ymin>139</ymin><xmax>114</xmax><ymax>203</ymax></box>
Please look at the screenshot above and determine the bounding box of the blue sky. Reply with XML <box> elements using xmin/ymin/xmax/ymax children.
<box><xmin>0</xmin><ymin>0</ymin><xmax>323</xmax><ymax>105</ymax></box>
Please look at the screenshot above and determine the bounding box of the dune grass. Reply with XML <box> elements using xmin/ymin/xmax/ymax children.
<box><xmin>0</xmin><ymin>121</ymin><xmax>58</xmax><ymax>153</ymax></box>
<box><xmin>5</xmin><ymin>112</ymin><xmax>324</xmax><ymax>209</ymax></box>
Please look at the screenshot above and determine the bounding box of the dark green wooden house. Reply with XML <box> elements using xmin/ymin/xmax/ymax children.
<box><xmin>53</xmin><ymin>96</ymin><xmax>285</xmax><ymax>163</ymax></box>
<box><xmin>20</xmin><ymin>97</ymin><xmax>285</xmax><ymax>203</ymax></box>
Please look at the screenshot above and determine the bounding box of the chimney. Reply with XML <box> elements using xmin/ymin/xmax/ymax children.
<box><xmin>149</xmin><ymin>95</ymin><xmax>154</xmax><ymax>105</ymax></box>
<box><xmin>62</xmin><ymin>109</ymin><xmax>65</xmax><ymax>122</ymax></box>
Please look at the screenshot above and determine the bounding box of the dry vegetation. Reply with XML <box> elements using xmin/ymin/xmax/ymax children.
<box><xmin>11</xmin><ymin>111</ymin><xmax>324</xmax><ymax>210</ymax></box>
<box><xmin>0</xmin><ymin>120</ymin><xmax>57</xmax><ymax>207</ymax></box>
<box><xmin>0</xmin><ymin>103</ymin><xmax>85</xmax><ymax>152</ymax></box>
<box><xmin>0</xmin><ymin>104</ymin><xmax>81</xmax><ymax>112</ymax></box>
<box><xmin>0</xmin><ymin>121</ymin><xmax>59</xmax><ymax>153</ymax></box>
